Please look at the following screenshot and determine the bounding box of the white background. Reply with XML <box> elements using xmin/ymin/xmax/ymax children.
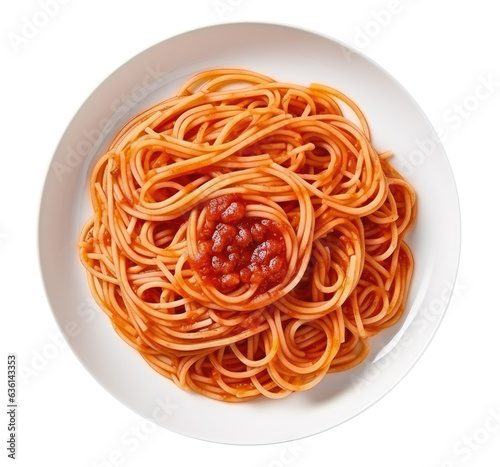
<box><xmin>2</xmin><ymin>0</ymin><xmax>499</xmax><ymax>466</ymax></box>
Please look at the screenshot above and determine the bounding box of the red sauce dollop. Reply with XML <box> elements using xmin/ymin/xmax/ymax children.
<box><xmin>191</xmin><ymin>195</ymin><xmax>288</xmax><ymax>294</ymax></box>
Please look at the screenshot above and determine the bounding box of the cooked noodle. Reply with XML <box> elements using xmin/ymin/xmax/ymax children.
<box><xmin>78</xmin><ymin>68</ymin><xmax>416</xmax><ymax>401</ymax></box>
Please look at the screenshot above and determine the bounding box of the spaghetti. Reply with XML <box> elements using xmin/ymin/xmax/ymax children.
<box><xmin>79</xmin><ymin>68</ymin><xmax>416</xmax><ymax>401</ymax></box>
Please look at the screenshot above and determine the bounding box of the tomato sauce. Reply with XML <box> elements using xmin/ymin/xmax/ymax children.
<box><xmin>191</xmin><ymin>195</ymin><xmax>288</xmax><ymax>294</ymax></box>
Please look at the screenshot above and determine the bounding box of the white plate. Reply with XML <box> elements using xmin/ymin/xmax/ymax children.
<box><xmin>39</xmin><ymin>22</ymin><xmax>460</xmax><ymax>445</ymax></box>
